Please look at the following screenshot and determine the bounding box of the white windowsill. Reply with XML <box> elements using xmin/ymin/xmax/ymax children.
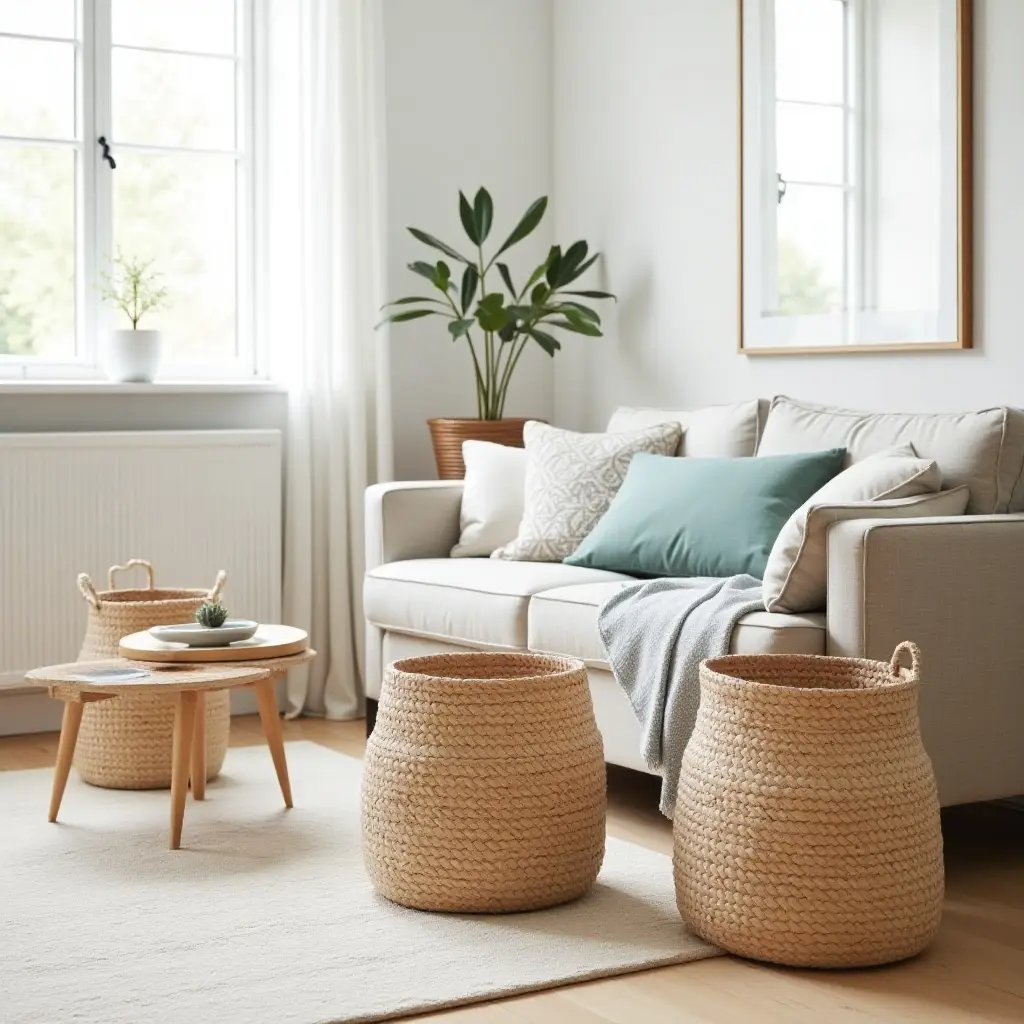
<box><xmin>0</xmin><ymin>380</ymin><xmax>287</xmax><ymax>396</ymax></box>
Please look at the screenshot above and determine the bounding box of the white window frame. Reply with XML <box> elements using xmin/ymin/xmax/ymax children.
<box><xmin>0</xmin><ymin>0</ymin><xmax>265</xmax><ymax>381</ymax></box>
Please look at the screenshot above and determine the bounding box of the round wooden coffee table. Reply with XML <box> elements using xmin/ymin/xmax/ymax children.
<box><xmin>25</xmin><ymin>655</ymin><xmax>312</xmax><ymax>850</ymax></box>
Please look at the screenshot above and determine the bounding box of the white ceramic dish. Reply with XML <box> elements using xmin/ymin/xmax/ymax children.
<box><xmin>148</xmin><ymin>620</ymin><xmax>259</xmax><ymax>648</ymax></box>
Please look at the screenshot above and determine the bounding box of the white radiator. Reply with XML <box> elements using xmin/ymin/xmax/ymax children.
<box><xmin>0</xmin><ymin>430</ymin><xmax>282</xmax><ymax>716</ymax></box>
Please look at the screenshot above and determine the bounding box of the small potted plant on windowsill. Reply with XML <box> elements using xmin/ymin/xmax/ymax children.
<box><xmin>99</xmin><ymin>250</ymin><xmax>168</xmax><ymax>383</ymax></box>
<box><xmin>378</xmin><ymin>189</ymin><xmax>616</xmax><ymax>479</ymax></box>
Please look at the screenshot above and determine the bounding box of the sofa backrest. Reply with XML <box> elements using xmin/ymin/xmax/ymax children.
<box><xmin>757</xmin><ymin>396</ymin><xmax>1024</xmax><ymax>515</ymax></box>
<box><xmin>606</xmin><ymin>400</ymin><xmax>759</xmax><ymax>458</ymax></box>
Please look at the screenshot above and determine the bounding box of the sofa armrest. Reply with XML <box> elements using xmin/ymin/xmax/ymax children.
<box><xmin>826</xmin><ymin>515</ymin><xmax>1024</xmax><ymax>805</ymax></box>
<box><xmin>364</xmin><ymin>480</ymin><xmax>464</xmax><ymax>571</ymax></box>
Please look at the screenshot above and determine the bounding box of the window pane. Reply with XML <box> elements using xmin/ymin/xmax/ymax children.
<box><xmin>0</xmin><ymin>0</ymin><xmax>74</xmax><ymax>39</ymax></box>
<box><xmin>777</xmin><ymin>102</ymin><xmax>845</xmax><ymax>184</ymax></box>
<box><xmin>775</xmin><ymin>0</ymin><xmax>845</xmax><ymax>105</ymax></box>
<box><xmin>113</xmin><ymin>49</ymin><xmax>236</xmax><ymax>150</ymax></box>
<box><xmin>0</xmin><ymin>147</ymin><xmax>75</xmax><ymax>358</ymax></box>
<box><xmin>775</xmin><ymin>184</ymin><xmax>843</xmax><ymax>316</ymax></box>
<box><xmin>112</xmin><ymin>153</ymin><xmax>236</xmax><ymax>360</ymax></box>
<box><xmin>0</xmin><ymin>38</ymin><xmax>75</xmax><ymax>139</ymax></box>
<box><xmin>112</xmin><ymin>0</ymin><xmax>236</xmax><ymax>55</ymax></box>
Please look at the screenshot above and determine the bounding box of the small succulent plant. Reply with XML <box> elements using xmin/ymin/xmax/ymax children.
<box><xmin>196</xmin><ymin>600</ymin><xmax>229</xmax><ymax>628</ymax></box>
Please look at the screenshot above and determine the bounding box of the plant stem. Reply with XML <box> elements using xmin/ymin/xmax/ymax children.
<box><xmin>495</xmin><ymin>334</ymin><xmax>530</xmax><ymax>415</ymax></box>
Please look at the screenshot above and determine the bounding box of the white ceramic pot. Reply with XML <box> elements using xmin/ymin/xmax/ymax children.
<box><xmin>103</xmin><ymin>329</ymin><xmax>163</xmax><ymax>383</ymax></box>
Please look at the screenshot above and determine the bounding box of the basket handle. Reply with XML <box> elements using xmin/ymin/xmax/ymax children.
<box><xmin>208</xmin><ymin>570</ymin><xmax>227</xmax><ymax>601</ymax></box>
<box><xmin>108</xmin><ymin>559</ymin><xmax>155</xmax><ymax>591</ymax></box>
<box><xmin>890</xmin><ymin>641</ymin><xmax>921</xmax><ymax>682</ymax></box>
<box><xmin>76</xmin><ymin>573</ymin><xmax>102</xmax><ymax>609</ymax></box>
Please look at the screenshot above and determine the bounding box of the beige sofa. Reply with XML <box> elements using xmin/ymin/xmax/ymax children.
<box><xmin>364</xmin><ymin>397</ymin><xmax>1024</xmax><ymax>808</ymax></box>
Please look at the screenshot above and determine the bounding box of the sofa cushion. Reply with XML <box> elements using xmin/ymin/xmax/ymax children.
<box><xmin>364</xmin><ymin>559</ymin><xmax>634</xmax><ymax>650</ymax></box>
<box><xmin>757</xmin><ymin>395</ymin><xmax>1024</xmax><ymax>515</ymax></box>
<box><xmin>606</xmin><ymin>399</ymin><xmax>760</xmax><ymax>457</ymax></box>
<box><xmin>527</xmin><ymin>582</ymin><xmax>825</xmax><ymax>669</ymax></box>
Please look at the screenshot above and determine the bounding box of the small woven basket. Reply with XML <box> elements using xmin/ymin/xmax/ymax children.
<box><xmin>73</xmin><ymin>559</ymin><xmax>231</xmax><ymax>790</ymax></box>
<box><xmin>362</xmin><ymin>652</ymin><xmax>606</xmax><ymax>913</ymax></box>
<box><xmin>673</xmin><ymin>642</ymin><xmax>944</xmax><ymax>968</ymax></box>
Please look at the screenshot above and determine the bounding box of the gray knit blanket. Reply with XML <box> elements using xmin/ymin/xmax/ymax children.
<box><xmin>597</xmin><ymin>575</ymin><xmax>764</xmax><ymax>817</ymax></box>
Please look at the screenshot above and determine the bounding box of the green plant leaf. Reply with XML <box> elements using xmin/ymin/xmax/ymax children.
<box><xmin>531</xmin><ymin>282</ymin><xmax>551</xmax><ymax>305</ymax></box>
<box><xmin>408</xmin><ymin>226</ymin><xmax>472</xmax><ymax>265</ymax></box>
<box><xmin>494</xmin><ymin>196</ymin><xmax>548</xmax><ymax>258</ymax></box>
<box><xmin>564</xmin><ymin>289</ymin><xmax>617</xmax><ymax>301</ymax></box>
<box><xmin>545</xmin><ymin>245</ymin><xmax>562</xmax><ymax>287</ymax></box>
<box><xmin>460</xmin><ymin>265</ymin><xmax>479</xmax><ymax>314</ymax></box>
<box><xmin>527</xmin><ymin>328</ymin><xmax>561</xmax><ymax>356</ymax></box>
<box><xmin>522</xmin><ymin>262</ymin><xmax>547</xmax><ymax>296</ymax></box>
<box><xmin>498</xmin><ymin>322</ymin><xmax>517</xmax><ymax>342</ymax></box>
<box><xmin>408</xmin><ymin>260</ymin><xmax>455</xmax><ymax>292</ymax></box>
<box><xmin>476</xmin><ymin>292</ymin><xmax>511</xmax><ymax>333</ymax></box>
<box><xmin>550</xmin><ymin>316</ymin><xmax>602</xmax><ymax>337</ymax></box>
<box><xmin>473</xmin><ymin>188</ymin><xmax>494</xmax><ymax>243</ymax></box>
<box><xmin>507</xmin><ymin>304</ymin><xmax>538</xmax><ymax>322</ymax></box>
<box><xmin>556</xmin><ymin>301</ymin><xmax>601</xmax><ymax>325</ymax></box>
<box><xmin>436</xmin><ymin>260</ymin><xmax>451</xmax><ymax>289</ymax></box>
<box><xmin>378</xmin><ymin>308</ymin><xmax>437</xmax><ymax>327</ymax></box>
<box><xmin>448</xmin><ymin>318</ymin><xmax>475</xmax><ymax>339</ymax></box>
<box><xmin>556</xmin><ymin>241</ymin><xmax>589</xmax><ymax>285</ymax></box>
<box><xmin>382</xmin><ymin>295</ymin><xmax>446</xmax><ymax>308</ymax></box>
<box><xmin>496</xmin><ymin>262</ymin><xmax>516</xmax><ymax>298</ymax></box>
<box><xmin>558</xmin><ymin>252</ymin><xmax>600</xmax><ymax>286</ymax></box>
<box><xmin>458</xmin><ymin>192</ymin><xmax>479</xmax><ymax>245</ymax></box>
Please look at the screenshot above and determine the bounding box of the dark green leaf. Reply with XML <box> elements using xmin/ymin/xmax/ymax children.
<box><xmin>436</xmin><ymin>260</ymin><xmax>451</xmax><ymax>288</ymax></box>
<box><xmin>557</xmin><ymin>241</ymin><xmax>589</xmax><ymax>285</ymax></box>
<box><xmin>564</xmin><ymin>289</ymin><xmax>617</xmax><ymax>301</ymax></box>
<box><xmin>460</xmin><ymin>265</ymin><xmax>479</xmax><ymax>313</ymax></box>
<box><xmin>498</xmin><ymin>322</ymin><xmax>517</xmax><ymax>342</ymax></box>
<box><xmin>494</xmin><ymin>196</ymin><xmax>548</xmax><ymax>258</ymax></box>
<box><xmin>458</xmin><ymin>192</ymin><xmax>479</xmax><ymax>245</ymax></box>
<box><xmin>478</xmin><ymin>292</ymin><xmax>506</xmax><ymax>313</ymax></box>
<box><xmin>381</xmin><ymin>309</ymin><xmax>437</xmax><ymax>326</ymax></box>
<box><xmin>527</xmin><ymin>328</ymin><xmax>561</xmax><ymax>356</ymax></box>
<box><xmin>522</xmin><ymin>262</ymin><xmax>547</xmax><ymax>296</ymax></box>
<box><xmin>557</xmin><ymin>301</ymin><xmax>601</xmax><ymax>325</ymax></box>
<box><xmin>408</xmin><ymin>260</ymin><xmax>455</xmax><ymax>292</ymax></box>
<box><xmin>407</xmin><ymin>226</ymin><xmax>472</xmax><ymax>264</ymax></box>
<box><xmin>473</xmin><ymin>188</ymin><xmax>494</xmax><ymax>243</ymax></box>
<box><xmin>383</xmin><ymin>295</ymin><xmax>446</xmax><ymax>308</ymax></box>
<box><xmin>545</xmin><ymin>245</ymin><xmax>562</xmax><ymax>287</ymax></box>
<box><xmin>531</xmin><ymin>282</ymin><xmax>551</xmax><ymax>305</ymax></box>
<box><xmin>507</xmin><ymin>304</ymin><xmax>538</xmax><ymax>322</ymax></box>
<box><xmin>550</xmin><ymin>316</ymin><xmax>602</xmax><ymax>337</ymax></box>
<box><xmin>448</xmin><ymin>318</ymin><xmax>475</xmax><ymax>339</ymax></box>
<box><xmin>496</xmin><ymin>262</ymin><xmax>516</xmax><ymax>298</ymax></box>
<box><xmin>558</xmin><ymin>252</ymin><xmax>600</xmax><ymax>286</ymax></box>
<box><xmin>476</xmin><ymin>292</ymin><xmax>510</xmax><ymax>332</ymax></box>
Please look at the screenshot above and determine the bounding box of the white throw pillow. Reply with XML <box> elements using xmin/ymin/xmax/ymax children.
<box><xmin>450</xmin><ymin>441</ymin><xmax>527</xmax><ymax>558</ymax></box>
<box><xmin>606</xmin><ymin>399</ymin><xmax>760</xmax><ymax>457</ymax></box>
<box><xmin>492</xmin><ymin>420</ymin><xmax>682</xmax><ymax>563</ymax></box>
<box><xmin>763</xmin><ymin>445</ymin><xmax>952</xmax><ymax>613</ymax></box>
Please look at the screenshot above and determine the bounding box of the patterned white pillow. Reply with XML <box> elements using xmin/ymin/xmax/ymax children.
<box><xmin>492</xmin><ymin>420</ymin><xmax>682</xmax><ymax>562</ymax></box>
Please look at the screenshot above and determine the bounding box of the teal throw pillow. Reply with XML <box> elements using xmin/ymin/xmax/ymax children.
<box><xmin>565</xmin><ymin>448</ymin><xmax>847</xmax><ymax>580</ymax></box>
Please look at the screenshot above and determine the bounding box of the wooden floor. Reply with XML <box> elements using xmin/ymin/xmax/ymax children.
<box><xmin>4</xmin><ymin>716</ymin><xmax>1023</xmax><ymax>1023</ymax></box>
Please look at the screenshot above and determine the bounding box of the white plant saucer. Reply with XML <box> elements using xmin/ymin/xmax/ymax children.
<box><xmin>148</xmin><ymin>620</ymin><xmax>259</xmax><ymax>648</ymax></box>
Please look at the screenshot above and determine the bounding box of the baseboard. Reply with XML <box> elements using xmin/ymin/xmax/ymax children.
<box><xmin>0</xmin><ymin>683</ymin><xmax>278</xmax><ymax>738</ymax></box>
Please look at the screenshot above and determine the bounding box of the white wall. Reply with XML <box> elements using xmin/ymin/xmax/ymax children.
<box><xmin>383</xmin><ymin>0</ymin><xmax>555</xmax><ymax>479</ymax></box>
<box><xmin>552</xmin><ymin>0</ymin><xmax>1024</xmax><ymax>431</ymax></box>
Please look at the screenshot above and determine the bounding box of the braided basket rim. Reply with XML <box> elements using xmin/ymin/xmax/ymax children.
<box><xmin>702</xmin><ymin>653</ymin><xmax>917</xmax><ymax>697</ymax></box>
<box><xmin>389</xmin><ymin>652</ymin><xmax>585</xmax><ymax>687</ymax></box>
<box><xmin>88</xmin><ymin>587</ymin><xmax>213</xmax><ymax>607</ymax></box>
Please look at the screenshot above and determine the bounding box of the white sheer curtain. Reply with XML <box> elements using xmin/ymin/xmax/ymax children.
<box><xmin>267</xmin><ymin>0</ymin><xmax>392</xmax><ymax>719</ymax></box>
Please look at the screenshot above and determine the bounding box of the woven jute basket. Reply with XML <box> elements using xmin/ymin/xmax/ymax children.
<box><xmin>426</xmin><ymin>418</ymin><xmax>532</xmax><ymax>479</ymax></box>
<box><xmin>362</xmin><ymin>652</ymin><xmax>606</xmax><ymax>913</ymax></box>
<box><xmin>73</xmin><ymin>559</ymin><xmax>231</xmax><ymax>790</ymax></box>
<box><xmin>673</xmin><ymin>642</ymin><xmax>944</xmax><ymax>968</ymax></box>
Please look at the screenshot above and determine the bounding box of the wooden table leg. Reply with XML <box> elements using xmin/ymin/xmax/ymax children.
<box><xmin>48</xmin><ymin>701</ymin><xmax>84</xmax><ymax>823</ymax></box>
<box><xmin>170</xmin><ymin>691</ymin><xmax>198</xmax><ymax>850</ymax></box>
<box><xmin>190</xmin><ymin>692</ymin><xmax>206</xmax><ymax>801</ymax></box>
<box><xmin>255</xmin><ymin>676</ymin><xmax>292</xmax><ymax>809</ymax></box>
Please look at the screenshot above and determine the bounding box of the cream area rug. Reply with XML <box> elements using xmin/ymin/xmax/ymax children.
<box><xmin>1</xmin><ymin>741</ymin><xmax>719</xmax><ymax>1023</ymax></box>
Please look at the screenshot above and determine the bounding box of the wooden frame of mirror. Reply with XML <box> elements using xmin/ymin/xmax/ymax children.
<box><xmin>738</xmin><ymin>0</ymin><xmax>973</xmax><ymax>354</ymax></box>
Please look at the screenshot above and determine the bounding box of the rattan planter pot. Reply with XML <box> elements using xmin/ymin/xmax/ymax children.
<box><xmin>73</xmin><ymin>559</ymin><xmax>231</xmax><ymax>790</ymax></box>
<box><xmin>362</xmin><ymin>652</ymin><xmax>606</xmax><ymax>913</ymax></box>
<box><xmin>673</xmin><ymin>642</ymin><xmax>943</xmax><ymax>968</ymax></box>
<box><xmin>426</xmin><ymin>418</ymin><xmax>533</xmax><ymax>479</ymax></box>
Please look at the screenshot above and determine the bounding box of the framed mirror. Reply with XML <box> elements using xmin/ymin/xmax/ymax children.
<box><xmin>739</xmin><ymin>0</ymin><xmax>973</xmax><ymax>354</ymax></box>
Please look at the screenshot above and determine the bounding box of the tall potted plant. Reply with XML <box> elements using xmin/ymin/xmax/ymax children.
<box><xmin>99</xmin><ymin>250</ymin><xmax>167</xmax><ymax>383</ymax></box>
<box><xmin>379</xmin><ymin>189</ymin><xmax>615</xmax><ymax>478</ymax></box>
